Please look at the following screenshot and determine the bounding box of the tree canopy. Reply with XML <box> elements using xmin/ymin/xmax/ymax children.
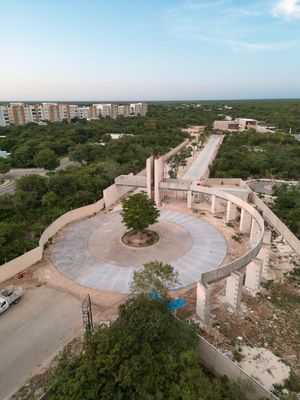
<box><xmin>33</xmin><ymin>148</ymin><xmax>59</xmax><ymax>170</ymax></box>
<box><xmin>130</xmin><ymin>261</ymin><xmax>179</xmax><ymax>297</ymax></box>
<box><xmin>121</xmin><ymin>192</ymin><xmax>160</xmax><ymax>232</ymax></box>
<box><xmin>210</xmin><ymin>130</ymin><xmax>300</xmax><ymax>180</ymax></box>
<box><xmin>46</xmin><ymin>294</ymin><xmax>247</xmax><ymax>400</ymax></box>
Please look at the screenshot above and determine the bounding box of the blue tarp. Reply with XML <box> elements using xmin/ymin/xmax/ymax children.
<box><xmin>149</xmin><ymin>291</ymin><xmax>186</xmax><ymax>312</ymax></box>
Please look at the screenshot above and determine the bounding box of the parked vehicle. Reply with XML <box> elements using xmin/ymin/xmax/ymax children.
<box><xmin>0</xmin><ymin>286</ymin><xmax>23</xmax><ymax>314</ymax></box>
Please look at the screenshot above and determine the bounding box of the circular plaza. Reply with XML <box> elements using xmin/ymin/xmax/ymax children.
<box><xmin>51</xmin><ymin>209</ymin><xmax>227</xmax><ymax>293</ymax></box>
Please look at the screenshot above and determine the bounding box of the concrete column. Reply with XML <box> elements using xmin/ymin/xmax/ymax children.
<box><xmin>239</xmin><ymin>209</ymin><xmax>252</xmax><ymax>233</ymax></box>
<box><xmin>196</xmin><ymin>282</ymin><xmax>211</xmax><ymax>324</ymax></box>
<box><xmin>257</xmin><ymin>245</ymin><xmax>271</xmax><ymax>280</ymax></box>
<box><xmin>250</xmin><ymin>218</ymin><xmax>261</xmax><ymax>245</ymax></box>
<box><xmin>245</xmin><ymin>258</ymin><xmax>263</xmax><ymax>292</ymax></box>
<box><xmin>263</xmin><ymin>230</ymin><xmax>272</xmax><ymax>246</ymax></box>
<box><xmin>187</xmin><ymin>190</ymin><xmax>192</xmax><ymax>209</ymax></box>
<box><xmin>154</xmin><ymin>157</ymin><xmax>164</xmax><ymax>206</ymax></box>
<box><xmin>226</xmin><ymin>201</ymin><xmax>237</xmax><ymax>222</ymax></box>
<box><xmin>211</xmin><ymin>195</ymin><xmax>222</xmax><ymax>215</ymax></box>
<box><xmin>225</xmin><ymin>271</ymin><xmax>243</xmax><ymax>310</ymax></box>
<box><xmin>146</xmin><ymin>156</ymin><xmax>153</xmax><ymax>198</ymax></box>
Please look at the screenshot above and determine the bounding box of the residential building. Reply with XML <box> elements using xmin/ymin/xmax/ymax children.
<box><xmin>0</xmin><ymin>102</ymin><xmax>148</xmax><ymax>126</ymax></box>
<box><xmin>59</xmin><ymin>104</ymin><xmax>78</xmax><ymax>121</ymax></box>
<box><xmin>117</xmin><ymin>104</ymin><xmax>130</xmax><ymax>117</ymax></box>
<box><xmin>77</xmin><ymin>106</ymin><xmax>90</xmax><ymax>120</ymax></box>
<box><xmin>130</xmin><ymin>102</ymin><xmax>148</xmax><ymax>116</ymax></box>
<box><xmin>0</xmin><ymin>106</ymin><xmax>10</xmax><ymax>127</ymax></box>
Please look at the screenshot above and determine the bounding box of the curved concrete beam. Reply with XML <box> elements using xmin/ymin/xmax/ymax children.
<box><xmin>190</xmin><ymin>185</ymin><xmax>264</xmax><ymax>284</ymax></box>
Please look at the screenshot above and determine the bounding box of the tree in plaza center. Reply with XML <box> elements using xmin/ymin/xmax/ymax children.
<box><xmin>121</xmin><ymin>191</ymin><xmax>160</xmax><ymax>233</ymax></box>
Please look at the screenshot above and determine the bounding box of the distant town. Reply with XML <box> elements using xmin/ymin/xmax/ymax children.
<box><xmin>0</xmin><ymin>102</ymin><xmax>148</xmax><ymax>126</ymax></box>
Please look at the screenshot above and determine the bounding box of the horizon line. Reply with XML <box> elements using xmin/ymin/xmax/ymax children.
<box><xmin>0</xmin><ymin>97</ymin><xmax>300</xmax><ymax>103</ymax></box>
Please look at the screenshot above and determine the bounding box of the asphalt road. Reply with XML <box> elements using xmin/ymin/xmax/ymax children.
<box><xmin>0</xmin><ymin>286</ymin><xmax>82</xmax><ymax>400</ymax></box>
<box><xmin>0</xmin><ymin>181</ymin><xmax>16</xmax><ymax>195</ymax></box>
<box><xmin>183</xmin><ymin>135</ymin><xmax>224</xmax><ymax>180</ymax></box>
<box><xmin>0</xmin><ymin>158</ymin><xmax>79</xmax><ymax>196</ymax></box>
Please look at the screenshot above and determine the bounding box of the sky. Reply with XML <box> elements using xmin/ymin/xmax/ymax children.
<box><xmin>0</xmin><ymin>0</ymin><xmax>300</xmax><ymax>101</ymax></box>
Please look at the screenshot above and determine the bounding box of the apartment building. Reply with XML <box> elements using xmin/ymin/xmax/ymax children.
<box><xmin>117</xmin><ymin>104</ymin><xmax>130</xmax><ymax>117</ymax></box>
<box><xmin>77</xmin><ymin>106</ymin><xmax>90</xmax><ymax>120</ymax></box>
<box><xmin>0</xmin><ymin>106</ymin><xmax>10</xmax><ymax>126</ymax></box>
<box><xmin>59</xmin><ymin>104</ymin><xmax>79</xmax><ymax>121</ymax></box>
<box><xmin>0</xmin><ymin>102</ymin><xmax>148</xmax><ymax>126</ymax></box>
<box><xmin>130</xmin><ymin>102</ymin><xmax>148</xmax><ymax>116</ymax></box>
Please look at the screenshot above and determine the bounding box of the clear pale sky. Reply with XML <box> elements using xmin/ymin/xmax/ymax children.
<box><xmin>0</xmin><ymin>0</ymin><xmax>300</xmax><ymax>101</ymax></box>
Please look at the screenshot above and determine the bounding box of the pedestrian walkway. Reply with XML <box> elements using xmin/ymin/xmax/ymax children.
<box><xmin>183</xmin><ymin>135</ymin><xmax>223</xmax><ymax>180</ymax></box>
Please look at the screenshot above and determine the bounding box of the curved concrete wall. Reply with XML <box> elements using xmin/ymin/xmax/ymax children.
<box><xmin>190</xmin><ymin>185</ymin><xmax>265</xmax><ymax>284</ymax></box>
<box><xmin>0</xmin><ymin>199</ymin><xmax>105</xmax><ymax>283</ymax></box>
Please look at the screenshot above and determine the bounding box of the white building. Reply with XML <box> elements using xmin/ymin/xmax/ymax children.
<box><xmin>130</xmin><ymin>102</ymin><xmax>148</xmax><ymax>116</ymax></box>
<box><xmin>213</xmin><ymin>118</ymin><xmax>258</xmax><ymax>132</ymax></box>
<box><xmin>0</xmin><ymin>106</ymin><xmax>10</xmax><ymax>127</ymax></box>
<box><xmin>77</xmin><ymin>106</ymin><xmax>90</xmax><ymax>120</ymax></box>
<box><xmin>0</xmin><ymin>102</ymin><xmax>148</xmax><ymax>126</ymax></box>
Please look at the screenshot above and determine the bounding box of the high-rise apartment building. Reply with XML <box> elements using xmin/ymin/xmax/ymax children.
<box><xmin>77</xmin><ymin>106</ymin><xmax>90</xmax><ymax>120</ymax></box>
<box><xmin>0</xmin><ymin>106</ymin><xmax>10</xmax><ymax>126</ymax></box>
<box><xmin>117</xmin><ymin>104</ymin><xmax>130</xmax><ymax>117</ymax></box>
<box><xmin>0</xmin><ymin>102</ymin><xmax>148</xmax><ymax>126</ymax></box>
<box><xmin>130</xmin><ymin>103</ymin><xmax>148</xmax><ymax>116</ymax></box>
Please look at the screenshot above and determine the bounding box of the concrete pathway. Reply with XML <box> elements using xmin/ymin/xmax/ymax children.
<box><xmin>183</xmin><ymin>135</ymin><xmax>223</xmax><ymax>180</ymax></box>
<box><xmin>51</xmin><ymin>210</ymin><xmax>227</xmax><ymax>293</ymax></box>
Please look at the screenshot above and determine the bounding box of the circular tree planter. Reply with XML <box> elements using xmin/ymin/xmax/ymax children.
<box><xmin>121</xmin><ymin>230</ymin><xmax>159</xmax><ymax>248</ymax></box>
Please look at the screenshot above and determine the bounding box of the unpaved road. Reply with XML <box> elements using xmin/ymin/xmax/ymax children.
<box><xmin>0</xmin><ymin>285</ymin><xmax>82</xmax><ymax>400</ymax></box>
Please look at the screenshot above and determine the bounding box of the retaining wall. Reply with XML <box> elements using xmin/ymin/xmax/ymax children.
<box><xmin>0</xmin><ymin>199</ymin><xmax>105</xmax><ymax>284</ymax></box>
<box><xmin>39</xmin><ymin>199</ymin><xmax>104</xmax><ymax>246</ymax></box>
<box><xmin>0</xmin><ymin>247</ymin><xmax>43</xmax><ymax>283</ymax></box>
<box><xmin>250</xmin><ymin>192</ymin><xmax>300</xmax><ymax>255</ymax></box>
<box><xmin>198</xmin><ymin>336</ymin><xmax>278</xmax><ymax>400</ymax></box>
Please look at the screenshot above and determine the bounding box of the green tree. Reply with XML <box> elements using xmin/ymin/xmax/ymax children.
<box><xmin>121</xmin><ymin>192</ymin><xmax>160</xmax><ymax>232</ymax></box>
<box><xmin>34</xmin><ymin>148</ymin><xmax>59</xmax><ymax>170</ymax></box>
<box><xmin>46</xmin><ymin>294</ymin><xmax>246</xmax><ymax>400</ymax></box>
<box><xmin>0</xmin><ymin>158</ymin><xmax>11</xmax><ymax>175</ymax></box>
<box><xmin>130</xmin><ymin>261</ymin><xmax>179</xmax><ymax>297</ymax></box>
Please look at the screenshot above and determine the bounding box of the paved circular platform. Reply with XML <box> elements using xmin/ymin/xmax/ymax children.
<box><xmin>51</xmin><ymin>210</ymin><xmax>227</xmax><ymax>293</ymax></box>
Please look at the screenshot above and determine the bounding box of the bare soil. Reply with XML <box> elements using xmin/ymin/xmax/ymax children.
<box><xmin>121</xmin><ymin>229</ymin><xmax>159</xmax><ymax>247</ymax></box>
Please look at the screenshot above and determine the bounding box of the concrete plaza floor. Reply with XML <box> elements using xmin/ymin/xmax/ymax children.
<box><xmin>51</xmin><ymin>210</ymin><xmax>227</xmax><ymax>293</ymax></box>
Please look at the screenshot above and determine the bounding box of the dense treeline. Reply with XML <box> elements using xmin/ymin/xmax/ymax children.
<box><xmin>273</xmin><ymin>184</ymin><xmax>300</xmax><ymax>239</ymax></box>
<box><xmin>210</xmin><ymin>130</ymin><xmax>300</xmax><ymax>180</ymax></box>
<box><xmin>220</xmin><ymin>99</ymin><xmax>300</xmax><ymax>133</ymax></box>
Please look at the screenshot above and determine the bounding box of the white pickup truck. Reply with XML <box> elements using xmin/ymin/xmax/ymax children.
<box><xmin>0</xmin><ymin>286</ymin><xmax>23</xmax><ymax>314</ymax></box>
